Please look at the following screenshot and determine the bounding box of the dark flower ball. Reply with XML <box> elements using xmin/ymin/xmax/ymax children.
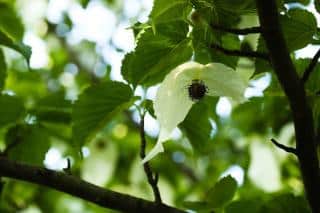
<box><xmin>188</xmin><ymin>79</ymin><xmax>208</xmax><ymax>101</ymax></box>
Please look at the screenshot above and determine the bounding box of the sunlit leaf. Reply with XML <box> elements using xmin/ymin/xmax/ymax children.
<box><xmin>150</xmin><ymin>0</ymin><xmax>191</xmax><ymax>27</ymax></box>
<box><xmin>121</xmin><ymin>22</ymin><xmax>192</xmax><ymax>86</ymax></box>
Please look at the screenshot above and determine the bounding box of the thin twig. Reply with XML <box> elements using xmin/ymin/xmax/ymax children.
<box><xmin>63</xmin><ymin>158</ymin><xmax>72</xmax><ymax>175</ymax></box>
<box><xmin>140</xmin><ymin>113</ymin><xmax>162</xmax><ymax>204</ymax></box>
<box><xmin>270</xmin><ymin>138</ymin><xmax>297</xmax><ymax>155</ymax></box>
<box><xmin>210</xmin><ymin>24</ymin><xmax>261</xmax><ymax>35</ymax></box>
<box><xmin>302</xmin><ymin>48</ymin><xmax>320</xmax><ymax>84</ymax></box>
<box><xmin>210</xmin><ymin>44</ymin><xmax>270</xmax><ymax>61</ymax></box>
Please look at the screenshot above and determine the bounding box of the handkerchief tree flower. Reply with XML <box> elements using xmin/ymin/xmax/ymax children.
<box><xmin>142</xmin><ymin>61</ymin><xmax>248</xmax><ymax>163</ymax></box>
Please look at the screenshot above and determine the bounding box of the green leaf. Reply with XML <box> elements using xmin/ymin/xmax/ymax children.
<box><xmin>0</xmin><ymin>2</ymin><xmax>24</xmax><ymax>40</ymax></box>
<box><xmin>80</xmin><ymin>0</ymin><xmax>90</xmax><ymax>8</ymax></box>
<box><xmin>191</xmin><ymin>0</ymin><xmax>255</xmax><ymax>27</ymax></box>
<box><xmin>212</xmin><ymin>0</ymin><xmax>256</xmax><ymax>16</ymax></box>
<box><xmin>255</xmin><ymin>8</ymin><xmax>316</xmax><ymax>72</ymax></box>
<box><xmin>179</xmin><ymin>101</ymin><xmax>212</xmax><ymax>153</ymax></box>
<box><xmin>35</xmin><ymin>92</ymin><xmax>72</xmax><ymax>124</ymax></box>
<box><xmin>0</xmin><ymin>30</ymin><xmax>31</xmax><ymax>63</ymax></box>
<box><xmin>206</xmin><ymin>175</ymin><xmax>238</xmax><ymax>208</ymax></box>
<box><xmin>5</xmin><ymin>124</ymin><xmax>50</xmax><ymax>166</ymax></box>
<box><xmin>294</xmin><ymin>58</ymin><xmax>320</xmax><ymax>94</ymax></box>
<box><xmin>192</xmin><ymin>26</ymin><xmax>240</xmax><ymax>68</ymax></box>
<box><xmin>0</xmin><ymin>94</ymin><xmax>24</xmax><ymax>128</ymax></box>
<box><xmin>226</xmin><ymin>199</ymin><xmax>262</xmax><ymax>213</ymax></box>
<box><xmin>281</xmin><ymin>9</ymin><xmax>317</xmax><ymax>51</ymax></box>
<box><xmin>150</xmin><ymin>0</ymin><xmax>191</xmax><ymax>26</ymax></box>
<box><xmin>261</xmin><ymin>194</ymin><xmax>311</xmax><ymax>213</ymax></box>
<box><xmin>285</xmin><ymin>0</ymin><xmax>310</xmax><ymax>5</ymax></box>
<box><xmin>316</xmin><ymin>0</ymin><xmax>320</xmax><ymax>14</ymax></box>
<box><xmin>72</xmin><ymin>81</ymin><xmax>133</xmax><ymax>148</ymax></box>
<box><xmin>121</xmin><ymin>22</ymin><xmax>192</xmax><ymax>86</ymax></box>
<box><xmin>232</xmin><ymin>96</ymin><xmax>291</xmax><ymax>134</ymax></box>
<box><xmin>312</xmin><ymin>97</ymin><xmax>320</xmax><ymax>130</ymax></box>
<box><xmin>142</xmin><ymin>99</ymin><xmax>156</xmax><ymax>118</ymax></box>
<box><xmin>0</xmin><ymin>48</ymin><xmax>6</xmax><ymax>90</ymax></box>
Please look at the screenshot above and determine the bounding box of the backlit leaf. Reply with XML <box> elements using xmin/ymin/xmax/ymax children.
<box><xmin>121</xmin><ymin>22</ymin><xmax>192</xmax><ymax>86</ymax></box>
<box><xmin>150</xmin><ymin>0</ymin><xmax>191</xmax><ymax>27</ymax></box>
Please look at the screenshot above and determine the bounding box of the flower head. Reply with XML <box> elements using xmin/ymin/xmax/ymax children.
<box><xmin>142</xmin><ymin>61</ymin><xmax>248</xmax><ymax>163</ymax></box>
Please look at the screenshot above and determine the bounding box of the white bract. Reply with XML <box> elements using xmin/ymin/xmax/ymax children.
<box><xmin>142</xmin><ymin>61</ymin><xmax>248</xmax><ymax>163</ymax></box>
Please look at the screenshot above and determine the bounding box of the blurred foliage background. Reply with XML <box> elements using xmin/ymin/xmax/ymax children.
<box><xmin>0</xmin><ymin>0</ymin><xmax>319</xmax><ymax>212</ymax></box>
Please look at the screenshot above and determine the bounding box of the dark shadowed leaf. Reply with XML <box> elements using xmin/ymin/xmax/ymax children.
<box><xmin>5</xmin><ymin>125</ymin><xmax>50</xmax><ymax>166</ymax></box>
<box><xmin>0</xmin><ymin>2</ymin><xmax>24</xmax><ymax>40</ymax></box>
<box><xmin>35</xmin><ymin>92</ymin><xmax>72</xmax><ymax>124</ymax></box>
<box><xmin>226</xmin><ymin>199</ymin><xmax>262</xmax><ymax>213</ymax></box>
<box><xmin>72</xmin><ymin>81</ymin><xmax>133</xmax><ymax>147</ymax></box>
<box><xmin>315</xmin><ymin>0</ymin><xmax>320</xmax><ymax>14</ymax></box>
<box><xmin>260</xmin><ymin>194</ymin><xmax>311</xmax><ymax>213</ymax></box>
<box><xmin>0</xmin><ymin>94</ymin><xmax>24</xmax><ymax>128</ymax></box>
<box><xmin>0</xmin><ymin>30</ymin><xmax>31</xmax><ymax>63</ymax></box>
<box><xmin>143</xmin><ymin>99</ymin><xmax>156</xmax><ymax>118</ymax></box>
<box><xmin>294</xmin><ymin>59</ymin><xmax>320</xmax><ymax>94</ymax></box>
<box><xmin>192</xmin><ymin>26</ymin><xmax>240</xmax><ymax>68</ymax></box>
<box><xmin>179</xmin><ymin>101</ymin><xmax>212</xmax><ymax>153</ymax></box>
<box><xmin>0</xmin><ymin>48</ymin><xmax>6</xmax><ymax>90</ymax></box>
<box><xmin>206</xmin><ymin>175</ymin><xmax>238</xmax><ymax>208</ymax></box>
<box><xmin>281</xmin><ymin>9</ymin><xmax>317</xmax><ymax>51</ymax></box>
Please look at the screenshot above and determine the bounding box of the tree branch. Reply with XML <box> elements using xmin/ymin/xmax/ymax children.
<box><xmin>210</xmin><ymin>44</ymin><xmax>270</xmax><ymax>60</ymax></box>
<box><xmin>302</xmin><ymin>48</ymin><xmax>320</xmax><ymax>84</ymax></box>
<box><xmin>210</xmin><ymin>24</ymin><xmax>261</xmax><ymax>35</ymax></box>
<box><xmin>140</xmin><ymin>113</ymin><xmax>162</xmax><ymax>203</ymax></box>
<box><xmin>270</xmin><ymin>138</ymin><xmax>297</xmax><ymax>155</ymax></box>
<box><xmin>256</xmin><ymin>1</ymin><xmax>320</xmax><ymax>212</ymax></box>
<box><xmin>0</xmin><ymin>157</ymin><xmax>184</xmax><ymax>213</ymax></box>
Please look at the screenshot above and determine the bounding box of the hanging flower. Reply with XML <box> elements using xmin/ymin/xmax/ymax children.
<box><xmin>142</xmin><ymin>61</ymin><xmax>248</xmax><ymax>163</ymax></box>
